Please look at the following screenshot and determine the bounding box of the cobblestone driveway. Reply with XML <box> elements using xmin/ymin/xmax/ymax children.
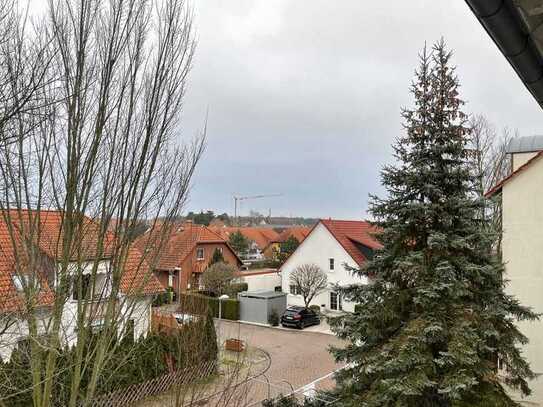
<box><xmin>216</xmin><ymin>320</ymin><xmax>346</xmax><ymax>405</ymax></box>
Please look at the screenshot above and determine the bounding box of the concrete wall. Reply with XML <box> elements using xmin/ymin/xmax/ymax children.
<box><xmin>280</xmin><ymin>222</ymin><xmax>367</xmax><ymax>313</ymax></box>
<box><xmin>237</xmin><ymin>272</ymin><xmax>282</xmax><ymax>292</ymax></box>
<box><xmin>502</xmin><ymin>155</ymin><xmax>543</xmax><ymax>404</ymax></box>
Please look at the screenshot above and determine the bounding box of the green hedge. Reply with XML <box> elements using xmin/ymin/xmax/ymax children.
<box><xmin>0</xmin><ymin>312</ymin><xmax>218</xmax><ymax>406</ymax></box>
<box><xmin>228</xmin><ymin>282</ymin><xmax>248</xmax><ymax>296</ymax></box>
<box><xmin>179</xmin><ymin>293</ymin><xmax>239</xmax><ymax>320</ymax></box>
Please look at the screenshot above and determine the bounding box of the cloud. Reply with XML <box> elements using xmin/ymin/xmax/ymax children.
<box><xmin>179</xmin><ymin>1</ymin><xmax>543</xmax><ymax>218</ymax></box>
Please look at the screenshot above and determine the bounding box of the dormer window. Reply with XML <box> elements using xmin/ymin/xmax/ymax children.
<box><xmin>196</xmin><ymin>247</ymin><xmax>204</xmax><ymax>260</ymax></box>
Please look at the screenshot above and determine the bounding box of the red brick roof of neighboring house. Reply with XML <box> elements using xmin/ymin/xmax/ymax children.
<box><xmin>209</xmin><ymin>227</ymin><xmax>280</xmax><ymax>251</ymax></box>
<box><xmin>319</xmin><ymin>219</ymin><xmax>382</xmax><ymax>267</ymax></box>
<box><xmin>0</xmin><ymin>210</ymin><xmax>163</xmax><ymax>313</ymax></box>
<box><xmin>275</xmin><ymin>227</ymin><xmax>311</xmax><ymax>244</ymax></box>
<box><xmin>136</xmin><ymin>222</ymin><xmax>243</xmax><ymax>271</ymax></box>
<box><xmin>485</xmin><ymin>151</ymin><xmax>543</xmax><ymax>197</ymax></box>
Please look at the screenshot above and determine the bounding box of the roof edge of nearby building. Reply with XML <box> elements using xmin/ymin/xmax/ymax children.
<box><xmin>485</xmin><ymin>150</ymin><xmax>543</xmax><ymax>197</ymax></box>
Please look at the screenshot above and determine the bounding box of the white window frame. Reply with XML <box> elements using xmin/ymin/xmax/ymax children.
<box><xmin>196</xmin><ymin>247</ymin><xmax>205</xmax><ymax>260</ymax></box>
<box><xmin>289</xmin><ymin>284</ymin><xmax>301</xmax><ymax>296</ymax></box>
<box><xmin>330</xmin><ymin>291</ymin><xmax>342</xmax><ymax>311</ymax></box>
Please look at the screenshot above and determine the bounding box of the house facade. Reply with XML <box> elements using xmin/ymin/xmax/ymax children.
<box><xmin>137</xmin><ymin>222</ymin><xmax>242</xmax><ymax>298</ymax></box>
<box><xmin>486</xmin><ymin>137</ymin><xmax>543</xmax><ymax>404</ymax></box>
<box><xmin>280</xmin><ymin>219</ymin><xmax>381</xmax><ymax>313</ymax></box>
<box><xmin>0</xmin><ymin>210</ymin><xmax>164</xmax><ymax>361</ymax></box>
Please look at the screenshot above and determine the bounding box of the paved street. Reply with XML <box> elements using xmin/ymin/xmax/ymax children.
<box><xmin>215</xmin><ymin>320</ymin><xmax>346</xmax><ymax>405</ymax></box>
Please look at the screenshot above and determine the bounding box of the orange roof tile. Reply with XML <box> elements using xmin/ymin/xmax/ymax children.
<box><xmin>320</xmin><ymin>219</ymin><xmax>382</xmax><ymax>267</ymax></box>
<box><xmin>0</xmin><ymin>210</ymin><xmax>163</xmax><ymax>313</ymax></box>
<box><xmin>136</xmin><ymin>223</ymin><xmax>243</xmax><ymax>271</ymax></box>
<box><xmin>209</xmin><ymin>227</ymin><xmax>280</xmax><ymax>250</ymax></box>
<box><xmin>275</xmin><ymin>227</ymin><xmax>311</xmax><ymax>244</ymax></box>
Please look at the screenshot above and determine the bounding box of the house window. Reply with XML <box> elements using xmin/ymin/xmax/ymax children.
<box><xmin>196</xmin><ymin>247</ymin><xmax>204</xmax><ymax>260</ymax></box>
<box><xmin>329</xmin><ymin>258</ymin><xmax>335</xmax><ymax>271</ymax></box>
<box><xmin>12</xmin><ymin>274</ymin><xmax>40</xmax><ymax>291</ymax></box>
<box><xmin>330</xmin><ymin>292</ymin><xmax>342</xmax><ymax>311</ymax></box>
<box><xmin>168</xmin><ymin>271</ymin><xmax>174</xmax><ymax>287</ymax></box>
<box><xmin>72</xmin><ymin>274</ymin><xmax>91</xmax><ymax>301</ymax></box>
<box><xmin>289</xmin><ymin>285</ymin><xmax>301</xmax><ymax>295</ymax></box>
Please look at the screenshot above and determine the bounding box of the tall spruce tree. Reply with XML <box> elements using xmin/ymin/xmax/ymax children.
<box><xmin>329</xmin><ymin>40</ymin><xmax>538</xmax><ymax>407</ymax></box>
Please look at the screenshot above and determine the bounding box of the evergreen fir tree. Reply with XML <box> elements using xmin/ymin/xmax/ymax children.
<box><xmin>329</xmin><ymin>40</ymin><xmax>538</xmax><ymax>407</ymax></box>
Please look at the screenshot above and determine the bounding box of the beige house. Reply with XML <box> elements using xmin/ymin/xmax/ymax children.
<box><xmin>487</xmin><ymin>136</ymin><xmax>543</xmax><ymax>405</ymax></box>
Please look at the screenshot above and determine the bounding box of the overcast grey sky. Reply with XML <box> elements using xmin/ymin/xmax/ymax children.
<box><xmin>180</xmin><ymin>1</ymin><xmax>543</xmax><ymax>219</ymax></box>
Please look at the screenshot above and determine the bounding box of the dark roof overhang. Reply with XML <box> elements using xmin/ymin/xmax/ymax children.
<box><xmin>465</xmin><ymin>0</ymin><xmax>543</xmax><ymax>108</ymax></box>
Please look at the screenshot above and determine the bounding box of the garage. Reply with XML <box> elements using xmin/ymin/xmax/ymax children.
<box><xmin>238</xmin><ymin>291</ymin><xmax>287</xmax><ymax>325</ymax></box>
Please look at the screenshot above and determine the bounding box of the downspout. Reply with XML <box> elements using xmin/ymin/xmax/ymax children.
<box><xmin>174</xmin><ymin>266</ymin><xmax>181</xmax><ymax>303</ymax></box>
<box><xmin>465</xmin><ymin>0</ymin><xmax>543</xmax><ymax>107</ymax></box>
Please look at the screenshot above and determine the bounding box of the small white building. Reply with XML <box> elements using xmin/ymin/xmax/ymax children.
<box><xmin>486</xmin><ymin>136</ymin><xmax>543</xmax><ymax>405</ymax></box>
<box><xmin>280</xmin><ymin>219</ymin><xmax>381</xmax><ymax>313</ymax></box>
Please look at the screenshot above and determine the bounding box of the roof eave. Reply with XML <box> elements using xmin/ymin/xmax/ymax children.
<box><xmin>465</xmin><ymin>0</ymin><xmax>543</xmax><ymax>109</ymax></box>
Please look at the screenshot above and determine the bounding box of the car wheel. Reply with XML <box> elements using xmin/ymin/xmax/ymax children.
<box><xmin>299</xmin><ymin>321</ymin><xmax>305</xmax><ymax>329</ymax></box>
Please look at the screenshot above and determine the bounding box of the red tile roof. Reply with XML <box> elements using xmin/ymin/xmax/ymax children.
<box><xmin>0</xmin><ymin>210</ymin><xmax>163</xmax><ymax>312</ymax></box>
<box><xmin>120</xmin><ymin>247</ymin><xmax>164</xmax><ymax>296</ymax></box>
<box><xmin>485</xmin><ymin>151</ymin><xmax>543</xmax><ymax>197</ymax></box>
<box><xmin>136</xmin><ymin>223</ymin><xmax>243</xmax><ymax>271</ymax></box>
<box><xmin>209</xmin><ymin>227</ymin><xmax>280</xmax><ymax>250</ymax></box>
<box><xmin>275</xmin><ymin>227</ymin><xmax>310</xmax><ymax>244</ymax></box>
<box><xmin>320</xmin><ymin>219</ymin><xmax>382</xmax><ymax>267</ymax></box>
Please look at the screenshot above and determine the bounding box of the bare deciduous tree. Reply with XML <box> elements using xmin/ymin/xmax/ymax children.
<box><xmin>289</xmin><ymin>264</ymin><xmax>328</xmax><ymax>308</ymax></box>
<box><xmin>0</xmin><ymin>0</ymin><xmax>207</xmax><ymax>406</ymax></box>
<box><xmin>468</xmin><ymin>114</ymin><xmax>516</xmax><ymax>252</ymax></box>
<box><xmin>201</xmin><ymin>262</ymin><xmax>236</xmax><ymax>296</ymax></box>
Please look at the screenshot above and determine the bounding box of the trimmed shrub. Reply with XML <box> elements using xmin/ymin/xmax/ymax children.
<box><xmin>227</xmin><ymin>282</ymin><xmax>248</xmax><ymax>296</ymax></box>
<box><xmin>178</xmin><ymin>293</ymin><xmax>239</xmax><ymax>321</ymax></box>
<box><xmin>0</xmin><ymin>314</ymin><xmax>218</xmax><ymax>406</ymax></box>
<box><xmin>268</xmin><ymin>309</ymin><xmax>279</xmax><ymax>326</ymax></box>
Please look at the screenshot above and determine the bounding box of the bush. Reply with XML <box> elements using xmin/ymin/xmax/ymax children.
<box><xmin>354</xmin><ymin>304</ymin><xmax>362</xmax><ymax>314</ymax></box>
<box><xmin>309</xmin><ymin>305</ymin><xmax>321</xmax><ymax>315</ymax></box>
<box><xmin>268</xmin><ymin>309</ymin><xmax>279</xmax><ymax>326</ymax></box>
<box><xmin>247</xmin><ymin>259</ymin><xmax>280</xmax><ymax>269</ymax></box>
<box><xmin>152</xmin><ymin>287</ymin><xmax>175</xmax><ymax>306</ymax></box>
<box><xmin>0</xmin><ymin>317</ymin><xmax>218</xmax><ymax>406</ymax></box>
<box><xmin>227</xmin><ymin>282</ymin><xmax>248</xmax><ymax>296</ymax></box>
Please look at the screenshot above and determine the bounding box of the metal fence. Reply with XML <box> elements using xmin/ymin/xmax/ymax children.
<box><xmin>90</xmin><ymin>360</ymin><xmax>217</xmax><ymax>407</ymax></box>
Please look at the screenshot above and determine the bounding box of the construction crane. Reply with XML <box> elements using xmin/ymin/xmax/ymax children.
<box><xmin>233</xmin><ymin>193</ymin><xmax>283</xmax><ymax>226</ymax></box>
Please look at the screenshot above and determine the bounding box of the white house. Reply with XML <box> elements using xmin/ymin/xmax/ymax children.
<box><xmin>0</xmin><ymin>210</ymin><xmax>164</xmax><ymax>361</ymax></box>
<box><xmin>280</xmin><ymin>219</ymin><xmax>381</xmax><ymax>313</ymax></box>
<box><xmin>486</xmin><ymin>136</ymin><xmax>543</xmax><ymax>405</ymax></box>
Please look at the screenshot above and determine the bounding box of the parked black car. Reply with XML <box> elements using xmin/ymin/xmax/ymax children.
<box><xmin>280</xmin><ymin>306</ymin><xmax>320</xmax><ymax>329</ymax></box>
